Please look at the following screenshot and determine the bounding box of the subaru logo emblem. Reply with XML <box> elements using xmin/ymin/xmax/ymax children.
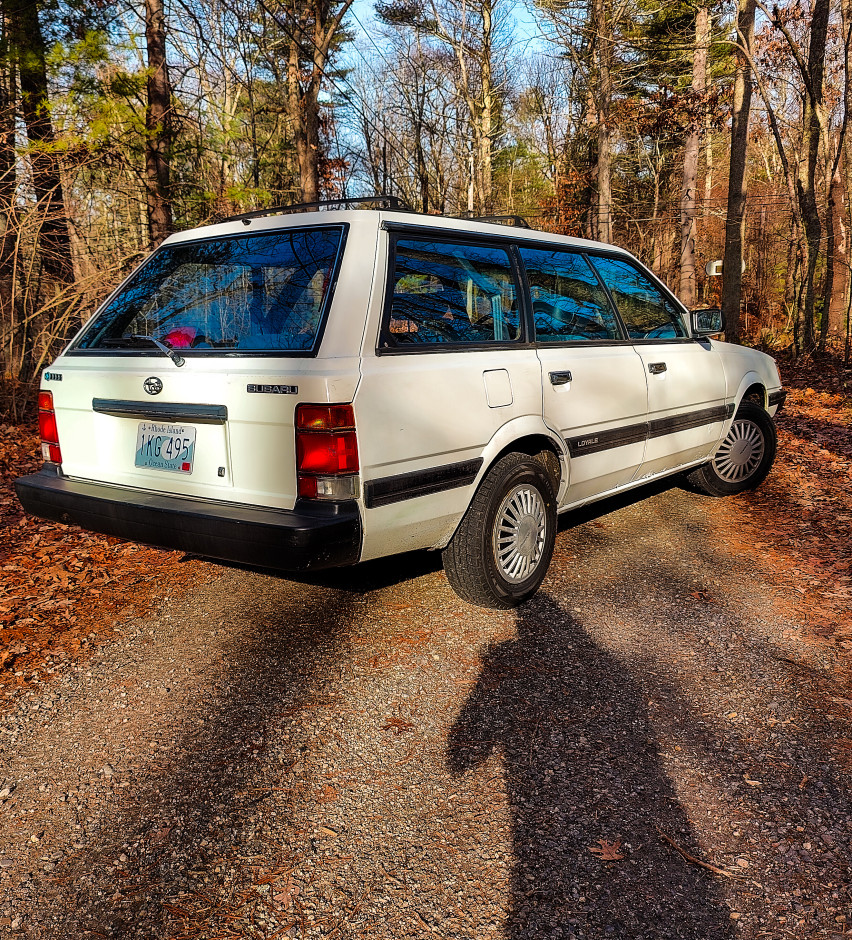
<box><xmin>143</xmin><ymin>376</ymin><xmax>163</xmax><ymax>396</ymax></box>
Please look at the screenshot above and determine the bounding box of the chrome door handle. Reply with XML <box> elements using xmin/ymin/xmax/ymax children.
<box><xmin>549</xmin><ymin>370</ymin><xmax>572</xmax><ymax>385</ymax></box>
<box><xmin>648</xmin><ymin>362</ymin><xmax>667</xmax><ymax>374</ymax></box>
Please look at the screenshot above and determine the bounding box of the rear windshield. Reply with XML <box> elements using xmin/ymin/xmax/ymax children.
<box><xmin>74</xmin><ymin>227</ymin><xmax>345</xmax><ymax>355</ymax></box>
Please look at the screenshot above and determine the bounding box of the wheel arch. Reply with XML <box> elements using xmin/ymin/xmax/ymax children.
<box><xmin>478</xmin><ymin>418</ymin><xmax>566</xmax><ymax>496</ymax></box>
<box><xmin>434</xmin><ymin>420</ymin><xmax>567</xmax><ymax>550</ymax></box>
<box><xmin>732</xmin><ymin>372</ymin><xmax>768</xmax><ymax>411</ymax></box>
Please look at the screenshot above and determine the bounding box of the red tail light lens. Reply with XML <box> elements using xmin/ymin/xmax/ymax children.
<box><xmin>295</xmin><ymin>403</ymin><xmax>359</xmax><ymax>499</ymax></box>
<box><xmin>37</xmin><ymin>390</ymin><xmax>62</xmax><ymax>463</ymax></box>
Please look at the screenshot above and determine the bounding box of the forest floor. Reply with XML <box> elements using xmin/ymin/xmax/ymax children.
<box><xmin>0</xmin><ymin>352</ymin><xmax>850</xmax><ymax>939</ymax></box>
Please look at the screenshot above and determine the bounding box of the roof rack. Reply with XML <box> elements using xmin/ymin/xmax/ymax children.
<box><xmin>455</xmin><ymin>212</ymin><xmax>532</xmax><ymax>229</ymax></box>
<box><xmin>223</xmin><ymin>195</ymin><xmax>413</xmax><ymax>225</ymax></box>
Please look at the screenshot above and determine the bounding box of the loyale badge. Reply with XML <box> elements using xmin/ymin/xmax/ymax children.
<box><xmin>143</xmin><ymin>376</ymin><xmax>163</xmax><ymax>396</ymax></box>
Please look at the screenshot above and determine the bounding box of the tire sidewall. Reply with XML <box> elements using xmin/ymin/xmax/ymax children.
<box><xmin>480</xmin><ymin>457</ymin><xmax>557</xmax><ymax>604</ymax></box>
<box><xmin>706</xmin><ymin>402</ymin><xmax>777</xmax><ymax>496</ymax></box>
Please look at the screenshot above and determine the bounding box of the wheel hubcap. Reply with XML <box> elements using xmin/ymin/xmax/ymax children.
<box><xmin>713</xmin><ymin>418</ymin><xmax>765</xmax><ymax>483</ymax></box>
<box><xmin>493</xmin><ymin>484</ymin><xmax>547</xmax><ymax>582</ymax></box>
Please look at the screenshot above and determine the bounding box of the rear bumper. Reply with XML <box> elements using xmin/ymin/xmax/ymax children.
<box><xmin>14</xmin><ymin>468</ymin><xmax>362</xmax><ymax>571</ymax></box>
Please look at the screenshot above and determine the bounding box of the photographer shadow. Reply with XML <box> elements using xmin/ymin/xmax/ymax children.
<box><xmin>447</xmin><ymin>594</ymin><xmax>735</xmax><ymax>939</ymax></box>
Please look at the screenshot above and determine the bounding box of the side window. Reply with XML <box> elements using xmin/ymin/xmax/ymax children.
<box><xmin>518</xmin><ymin>247</ymin><xmax>620</xmax><ymax>343</ymax></box>
<box><xmin>381</xmin><ymin>238</ymin><xmax>521</xmax><ymax>347</ymax></box>
<box><xmin>589</xmin><ymin>256</ymin><xmax>687</xmax><ymax>340</ymax></box>
<box><xmin>592</xmin><ymin>258</ymin><xmax>688</xmax><ymax>339</ymax></box>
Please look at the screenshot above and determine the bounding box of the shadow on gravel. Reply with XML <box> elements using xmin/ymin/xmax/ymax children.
<box><xmin>38</xmin><ymin>581</ymin><xmax>357</xmax><ymax>939</ymax></box>
<box><xmin>187</xmin><ymin>480</ymin><xmax>685</xmax><ymax>598</ymax></box>
<box><xmin>447</xmin><ymin>593</ymin><xmax>735</xmax><ymax>940</ymax></box>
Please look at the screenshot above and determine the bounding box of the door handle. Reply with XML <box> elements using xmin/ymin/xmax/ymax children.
<box><xmin>549</xmin><ymin>370</ymin><xmax>572</xmax><ymax>385</ymax></box>
<box><xmin>648</xmin><ymin>362</ymin><xmax>667</xmax><ymax>374</ymax></box>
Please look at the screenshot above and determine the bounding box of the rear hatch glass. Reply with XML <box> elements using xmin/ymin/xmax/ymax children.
<box><xmin>73</xmin><ymin>226</ymin><xmax>345</xmax><ymax>356</ymax></box>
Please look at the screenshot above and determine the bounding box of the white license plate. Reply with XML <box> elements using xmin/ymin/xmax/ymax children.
<box><xmin>135</xmin><ymin>422</ymin><xmax>196</xmax><ymax>473</ymax></box>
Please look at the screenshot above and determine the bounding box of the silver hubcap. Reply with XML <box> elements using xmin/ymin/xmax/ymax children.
<box><xmin>713</xmin><ymin>418</ymin><xmax>765</xmax><ymax>483</ymax></box>
<box><xmin>493</xmin><ymin>484</ymin><xmax>547</xmax><ymax>582</ymax></box>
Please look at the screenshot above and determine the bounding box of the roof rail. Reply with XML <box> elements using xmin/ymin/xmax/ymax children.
<box><xmin>223</xmin><ymin>195</ymin><xmax>413</xmax><ymax>225</ymax></box>
<box><xmin>455</xmin><ymin>213</ymin><xmax>532</xmax><ymax>229</ymax></box>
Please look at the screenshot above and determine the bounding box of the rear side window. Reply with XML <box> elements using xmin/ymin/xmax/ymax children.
<box><xmin>589</xmin><ymin>256</ymin><xmax>687</xmax><ymax>340</ymax></box>
<box><xmin>518</xmin><ymin>246</ymin><xmax>621</xmax><ymax>343</ymax></box>
<box><xmin>74</xmin><ymin>227</ymin><xmax>344</xmax><ymax>355</ymax></box>
<box><xmin>381</xmin><ymin>238</ymin><xmax>522</xmax><ymax>348</ymax></box>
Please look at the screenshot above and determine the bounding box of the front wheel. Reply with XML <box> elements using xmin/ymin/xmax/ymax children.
<box><xmin>686</xmin><ymin>401</ymin><xmax>777</xmax><ymax>497</ymax></box>
<box><xmin>442</xmin><ymin>453</ymin><xmax>557</xmax><ymax>609</ymax></box>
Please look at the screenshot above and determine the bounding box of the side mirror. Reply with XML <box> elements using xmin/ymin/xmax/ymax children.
<box><xmin>691</xmin><ymin>307</ymin><xmax>724</xmax><ymax>337</ymax></box>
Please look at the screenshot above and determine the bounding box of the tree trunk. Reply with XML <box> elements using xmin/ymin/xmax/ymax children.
<box><xmin>479</xmin><ymin>0</ymin><xmax>494</xmax><ymax>214</ymax></box>
<box><xmin>144</xmin><ymin>0</ymin><xmax>172</xmax><ymax>248</ymax></box>
<box><xmin>5</xmin><ymin>0</ymin><xmax>72</xmax><ymax>282</ymax></box>
<box><xmin>679</xmin><ymin>6</ymin><xmax>709</xmax><ymax>307</ymax></box>
<box><xmin>796</xmin><ymin>0</ymin><xmax>830</xmax><ymax>353</ymax></box>
<box><xmin>592</xmin><ymin>0</ymin><xmax>613</xmax><ymax>242</ymax></box>
<box><xmin>0</xmin><ymin>13</ymin><xmax>16</xmax><ymax>379</ymax></box>
<box><xmin>721</xmin><ymin>0</ymin><xmax>756</xmax><ymax>344</ymax></box>
<box><xmin>824</xmin><ymin>155</ymin><xmax>847</xmax><ymax>347</ymax></box>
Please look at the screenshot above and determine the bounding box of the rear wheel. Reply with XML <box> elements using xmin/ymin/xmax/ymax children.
<box><xmin>686</xmin><ymin>401</ymin><xmax>777</xmax><ymax>497</ymax></box>
<box><xmin>442</xmin><ymin>453</ymin><xmax>557</xmax><ymax>609</ymax></box>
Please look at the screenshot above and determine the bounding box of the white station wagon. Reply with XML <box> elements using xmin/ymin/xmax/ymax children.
<box><xmin>16</xmin><ymin>198</ymin><xmax>786</xmax><ymax>608</ymax></box>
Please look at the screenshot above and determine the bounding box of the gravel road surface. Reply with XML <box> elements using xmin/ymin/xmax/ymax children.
<box><xmin>0</xmin><ymin>480</ymin><xmax>849</xmax><ymax>939</ymax></box>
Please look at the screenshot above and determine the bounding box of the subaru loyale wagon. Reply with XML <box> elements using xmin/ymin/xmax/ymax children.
<box><xmin>15</xmin><ymin>198</ymin><xmax>786</xmax><ymax>608</ymax></box>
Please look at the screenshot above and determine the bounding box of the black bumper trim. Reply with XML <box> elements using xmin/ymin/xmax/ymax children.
<box><xmin>768</xmin><ymin>389</ymin><xmax>787</xmax><ymax>414</ymax></box>
<box><xmin>14</xmin><ymin>470</ymin><xmax>361</xmax><ymax>571</ymax></box>
<box><xmin>92</xmin><ymin>399</ymin><xmax>228</xmax><ymax>424</ymax></box>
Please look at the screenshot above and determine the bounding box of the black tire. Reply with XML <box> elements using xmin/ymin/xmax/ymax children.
<box><xmin>442</xmin><ymin>453</ymin><xmax>557</xmax><ymax>609</ymax></box>
<box><xmin>686</xmin><ymin>400</ymin><xmax>777</xmax><ymax>497</ymax></box>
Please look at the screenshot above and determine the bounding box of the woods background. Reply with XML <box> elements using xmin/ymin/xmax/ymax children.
<box><xmin>1</xmin><ymin>0</ymin><xmax>850</xmax><ymax>420</ymax></box>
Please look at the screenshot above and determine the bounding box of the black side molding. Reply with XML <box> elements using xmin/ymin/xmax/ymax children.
<box><xmin>364</xmin><ymin>458</ymin><xmax>483</xmax><ymax>509</ymax></box>
<box><xmin>647</xmin><ymin>403</ymin><xmax>734</xmax><ymax>440</ymax></box>
<box><xmin>567</xmin><ymin>403</ymin><xmax>735</xmax><ymax>457</ymax></box>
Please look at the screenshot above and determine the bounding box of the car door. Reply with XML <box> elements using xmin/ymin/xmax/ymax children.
<box><xmin>355</xmin><ymin>233</ymin><xmax>543</xmax><ymax>560</ymax></box>
<box><xmin>588</xmin><ymin>254</ymin><xmax>728</xmax><ymax>477</ymax></box>
<box><xmin>517</xmin><ymin>244</ymin><xmax>649</xmax><ymax>506</ymax></box>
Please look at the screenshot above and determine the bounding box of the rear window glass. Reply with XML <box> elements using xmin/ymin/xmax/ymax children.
<box><xmin>381</xmin><ymin>238</ymin><xmax>522</xmax><ymax>348</ymax></box>
<box><xmin>75</xmin><ymin>227</ymin><xmax>344</xmax><ymax>354</ymax></box>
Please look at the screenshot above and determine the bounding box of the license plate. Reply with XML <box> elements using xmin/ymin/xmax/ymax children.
<box><xmin>135</xmin><ymin>422</ymin><xmax>196</xmax><ymax>473</ymax></box>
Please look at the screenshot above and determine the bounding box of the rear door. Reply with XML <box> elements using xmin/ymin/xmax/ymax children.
<box><xmin>355</xmin><ymin>232</ymin><xmax>542</xmax><ymax>559</ymax></box>
<box><xmin>588</xmin><ymin>255</ymin><xmax>728</xmax><ymax>477</ymax></box>
<box><xmin>517</xmin><ymin>244</ymin><xmax>648</xmax><ymax>505</ymax></box>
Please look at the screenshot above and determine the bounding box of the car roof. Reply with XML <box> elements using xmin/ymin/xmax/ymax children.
<box><xmin>161</xmin><ymin>208</ymin><xmax>635</xmax><ymax>259</ymax></box>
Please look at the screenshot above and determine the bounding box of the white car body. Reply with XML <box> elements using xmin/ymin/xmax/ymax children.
<box><xmin>16</xmin><ymin>206</ymin><xmax>785</xmax><ymax>606</ymax></box>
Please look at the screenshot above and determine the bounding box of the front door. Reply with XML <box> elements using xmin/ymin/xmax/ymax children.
<box><xmin>518</xmin><ymin>245</ymin><xmax>649</xmax><ymax>506</ymax></box>
<box><xmin>588</xmin><ymin>255</ymin><xmax>727</xmax><ymax>478</ymax></box>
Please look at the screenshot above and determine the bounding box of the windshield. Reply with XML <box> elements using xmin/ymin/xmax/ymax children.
<box><xmin>75</xmin><ymin>227</ymin><xmax>345</xmax><ymax>355</ymax></box>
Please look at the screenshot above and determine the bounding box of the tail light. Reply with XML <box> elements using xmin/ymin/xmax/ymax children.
<box><xmin>38</xmin><ymin>390</ymin><xmax>62</xmax><ymax>464</ymax></box>
<box><xmin>296</xmin><ymin>403</ymin><xmax>359</xmax><ymax>499</ymax></box>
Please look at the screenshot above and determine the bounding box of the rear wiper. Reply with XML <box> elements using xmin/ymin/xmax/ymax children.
<box><xmin>130</xmin><ymin>334</ymin><xmax>185</xmax><ymax>367</ymax></box>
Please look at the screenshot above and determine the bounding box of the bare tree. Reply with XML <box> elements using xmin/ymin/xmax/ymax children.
<box><xmin>679</xmin><ymin>6</ymin><xmax>709</xmax><ymax>307</ymax></box>
<box><xmin>721</xmin><ymin>0</ymin><xmax>756</xmax><ymax>344</ymax></box>
<box><xmin>145</xmin><ymin>0</ymin><xmax>173</xmax><ymax>247</ymax></box>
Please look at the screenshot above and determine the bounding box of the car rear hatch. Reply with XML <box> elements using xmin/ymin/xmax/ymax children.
<box><xmin>49</xmin><ymin>221</ymin><xmax>359</xmax><ymax>512</ymax></box>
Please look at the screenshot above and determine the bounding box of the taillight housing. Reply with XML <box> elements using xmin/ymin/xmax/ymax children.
<box><xmin>38</xmin><ymin>390</ymin><xmax>62</xmax><ymax>464</ymax></box>
<box><xmin>295</xmin><ymin>403</ymin><xmax>359</xmax><ymax>500</ymax></box>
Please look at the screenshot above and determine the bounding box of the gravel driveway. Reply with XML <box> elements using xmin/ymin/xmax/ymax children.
<box><xmin>0</xmin><ymin>480</ymin><xmax>849</xmax><ymax>939</ymax></box>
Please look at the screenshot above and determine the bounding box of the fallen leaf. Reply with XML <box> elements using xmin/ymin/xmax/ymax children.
<box><xmin>382</xmin><ymin>717</ymin><xmax>415</xmax><ymax>735</ymax></box>
<box><xmin>589</xmin><ymin>838</ymin><xmax>624</xmax><ymax>861</ymax></box>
